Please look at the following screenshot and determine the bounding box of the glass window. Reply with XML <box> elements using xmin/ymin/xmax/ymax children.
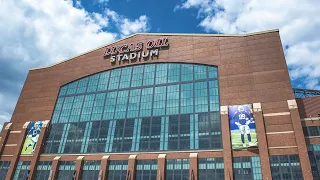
<box><xmin>140</xmin><ymin>88</ymin><xmax>153</xmax><ymax>117</ymax></box>
<box><xmin>166</xmin><ymin>159</ymin><xmax>189</xmax><ymax>180</ymax></box>
<box><xmin>34</xmin><ymin>161</ymin><xmax>52</xmax><ymax>180</ymax></box>
<box><xmin>167</xmin><ymin>63</ymin><xmax>180</xmax><ymax>83</ymax></box>
<box><xmin>114</xmin><ymin>90</ymin><xmax>129</xmax><ymax>119</ymax></box>
<box><xmin>57</xmin><ymin>161</ymin><xmax>76</xmax><ymax>180</ymax></box>
<box><xmin>308</xmin><ymin>144</ymin><xmax>320</xmax><ymax>179</ymax></box>
<box><xmin>0</xmin><ymin>161</ymin><xmax>10</xmax><ymax>180</ymax></box>
<box><xmin>181</xmin><ymin>83</ymin><xmax>193</xmax><ymax>114</ymax></box>
<box><xmin>166</xmin><ymin>85</ymin><xmax>179</xmax><ymax>115</ymax></box>
<box><xmin>87</xmin><ymin>74</ymin><xmax>99</xmax><ymax>92</ymax></box>
<box><xmin>127</xmin><ymin>89</ymin><xmax>141</xmax><ymax>118</ymax></box>
<box><xmin>304</xmin><ymin>126</ymin><xmax>320</xmax><ymax>137</ymax></box>
<box><xmin>97</xmin><ymin>71</ymin><xmax>110</xmax><ymax>91</ymax></box>
<box><xmin>81</xmin><ymin>160</ymin><xmax>101</xmax><ymax>180</ymax></box>
<box><xmin>233</xmin><ymin>156</ymin><xmax>262</xmax><ymax>180</ymax></box>
<box><xmin>135</xmin><ymin>160</ymin><xmax>157</xmax><ymax>180</ymax></box>
<box><xmin>108</xmin><ymin>69</ymin><xmax>121</xmax><ymax>90</ymax></box>
<box><xmin>13</xmin><ymin>161</ymin><xmax>30</xmax><ymax>180</ymax></box>
<box><xmin>131</xmin><ymin>66</ymin><xmax>144</xmax><ymax>87</ymax></box>
<box><xmin>194</xmin><ymin>65</ymin><xmax>207</xmax><ymax>80</ymax></box>
<box><xmin>108</xmin><ymin>160</ymin><xmax>128</xmax><ymax>180</ymax></box>
<box><xmin>270</xmin><ymin>155</ymin><xmax>303</xmax><ymax>180</ymax></box>
<box><xmin>119</xmin><ymin>67</ymin><xmax>132</xmax><ymax>89</ymax></box>
<box><xmin>143</xmin><ymin>64</ymin><xmax>155</xmax><ymax>86</ymax></box>
<box><xmin>155</xmin><ymin>64</ymin><xmax>167</xmax><ymax>85</ymax></box>
<box><xmin>181</xmin><ymin>64</ymin><xmax>193</xmax><ymax>82</ymax></box>
<box><xmin>198</xmin><ymin>158</ymin><xmax>224</xmax><ymax>180</ymax></box>
<box><xmin>153</xmin><ymin>86</ymin><xmax>166</xmax><ymax>116</ymax></box>
<box><xmin>45</xmin><ymin>63</ymin><xmax>221</xmax><ymax>154</ymax></box>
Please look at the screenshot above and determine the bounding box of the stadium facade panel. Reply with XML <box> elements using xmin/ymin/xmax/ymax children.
<box><xmin>0</xmin><ymin>29</ymin><xmax>319</xmax><ymax>180</ymax></box>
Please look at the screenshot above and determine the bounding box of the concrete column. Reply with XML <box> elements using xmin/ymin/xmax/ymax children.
<box><xmin>74</xmin><ymin>156</ymin><xmax>84</xmax><ymax>180</ymax></box>
<box><xmin>127</xmin><ymin>155</ymin><xmax>137</xmax><ymax>180</ymax></box>
<box><xmin>28</xmin><ymin>120</ymin><xmax>50</xmax><ymax>180</ymax></box>
<box><xmin>0</xmin><ymin>123</ymin><xmax>12</xmax><ymax>156</ymax></box>
<box><xmin>157</xmin><ymin>154</ymin><xmax>166</xmax><ymax>180</ymax></box>
<box><xmin>220</xmin><ymin>106</ymin><xmax>233</xmax><ymax>180</ymax></box>
<box><xmin>6</xmin><ymin>122</ymin><xmax>31</xmax><ymax>180</ymax></box>
<box><xmin>287</xmin><ymin>99</ymin><xmax>313</xmax><ymax>180</ymax></box>
<box><xmin>189</xmin><ymin>153</ymin><xmax>198</xmax><ymax>180</ymax></box>
<box><xmin>99</xmin><ymin>155</ymin><xmax>109</xmax><ymax>180</ymax></box>
<box><xmin>252</xmin><ymin>103</ymin><xmax>272</xmax><ymax>180</ymax></box>
<box><xmin>49</xmin><ymin>156</ymin><xmax>61</xmax><ymax>180</ymax></box>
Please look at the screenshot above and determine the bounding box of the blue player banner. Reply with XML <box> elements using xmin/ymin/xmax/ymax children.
<box><xmin>21</xmin><ymin>121</ymin><xmax>43</xmax><ymax>155</ymax></box>
<box><xmin>229</xmin><ymin>104</ymin><xmax>258</xmax><ymax>149</ymax></box>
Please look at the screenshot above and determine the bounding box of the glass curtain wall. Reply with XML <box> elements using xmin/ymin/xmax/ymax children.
<box><xmin>44</xmin><ymin>63</ymin><xmax>221</xmax><ymax>154</ymax></box>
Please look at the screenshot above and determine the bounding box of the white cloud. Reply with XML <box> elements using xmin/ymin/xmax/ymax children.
<box><xmin>106</xmin><ymin>9</ymin><xmax>150</xmax><ymax>36</ymax></box>
<box><xmin>0</xmin><ymin>0</ymin><xmax>150</xmax><ymax>128</ymax></box>
<box><xmin>176</xmin><ymin>0</ymin><xmax>320</xmax><ymax>90</ymax></box>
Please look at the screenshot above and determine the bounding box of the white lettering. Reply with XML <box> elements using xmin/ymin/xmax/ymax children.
<box><xmin>142</xmin><ymin>51</ymin><xmax>149</xmax><ymax>58</ymax></box>
<box><xmin>130</xmin><ymin>52</ymin><xmax>137</xmax><ymax>60</ymax></box>
<box><xmin>150</xmin><ymin>49</ymin><xmax>159</xmax><ymax>57</ymax></box>
<box><xmin>110</xmin><ymin>56</ymin><xmax>116</xmax><ymax>62</ymax></box>
<box><xmin>122</xmin><ymin>54</ymin><xmax>129</xmax><ymax>61</ymax></box>
<box><xmin>117</xmin><ymin>54</ymin><xmax>123</xmax><ymax>61</ymax></box>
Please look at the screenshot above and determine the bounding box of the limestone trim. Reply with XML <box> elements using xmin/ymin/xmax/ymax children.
<box><xmin>263</xmin><ymin>112</ymin><xmax>290</xmax><ymax>117</ymax></box>
<box><xmin>268</xmin><ymin>146</ymin><xmax>297</xmax><ymax>149</ymax></box>
<box><xmin>301</xmin><ymin>117</ymin><xmax>320</xmax><ymax>121</ymax></box>
<box><xmin>9</xmin><ymin>131</ymin><xmax>21</xmax><ymax>134</ymax></box>
<box><xmin>266</xmin><ymin>131</ymin><xmax>294</xmax><ymax>135</ymax></box>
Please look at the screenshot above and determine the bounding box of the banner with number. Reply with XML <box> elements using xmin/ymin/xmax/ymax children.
<box><xmin>229</xmin><ymin>104</ymin><xmax>258</xmax><ymax>149</ymax></box>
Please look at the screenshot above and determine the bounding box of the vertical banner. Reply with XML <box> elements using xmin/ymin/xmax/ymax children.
<box><xmin>229</xmin><ymin>104</ymin><xmax>258</xmax><ymax>149</ymax></box>
<box><xmin>21</xmin><ymin>121</ymin><xmax>43</xmax><ymax>155</ymax></box>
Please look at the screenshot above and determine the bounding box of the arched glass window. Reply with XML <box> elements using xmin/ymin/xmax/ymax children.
<box><xmin>44</xmin><ymin>63</ymin><xmax>222</xmax><ymax>154</ymax></box>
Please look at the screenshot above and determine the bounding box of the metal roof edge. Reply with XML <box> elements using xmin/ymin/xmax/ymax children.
<box><xmin>29</xmin><ymin>29</ymin><xmax>279</xmax><ymax>71</ymax></box>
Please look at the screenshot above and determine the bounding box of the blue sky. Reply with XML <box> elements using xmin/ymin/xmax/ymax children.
<box><xmin>0</xmin><ymin>0</ymin><xmax>319</xmax><ymax>130</ymax></box>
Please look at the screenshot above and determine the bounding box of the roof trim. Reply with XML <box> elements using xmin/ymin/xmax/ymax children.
<box><xmin>29</xmin><ymin>29</ymin><xmax>279</xmax><ymax>71</ymax></box>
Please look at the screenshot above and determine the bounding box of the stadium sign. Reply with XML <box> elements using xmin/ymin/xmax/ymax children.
<box><xmin>103</xmin><ymin>38</ymin><xmax>169</xmax><ymax>63</ymax></box>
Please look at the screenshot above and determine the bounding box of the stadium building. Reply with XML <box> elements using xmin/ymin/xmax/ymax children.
<box><xmin>0</xmin><ymin>29</ymin><xmax>320</xmax><ymax>180</ymax></box>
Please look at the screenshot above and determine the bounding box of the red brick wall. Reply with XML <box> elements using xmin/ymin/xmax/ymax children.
<box><xmin>297</xmin><ymin>96</ymin><xmax>320</xmax><ymax>118</ymax></box>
